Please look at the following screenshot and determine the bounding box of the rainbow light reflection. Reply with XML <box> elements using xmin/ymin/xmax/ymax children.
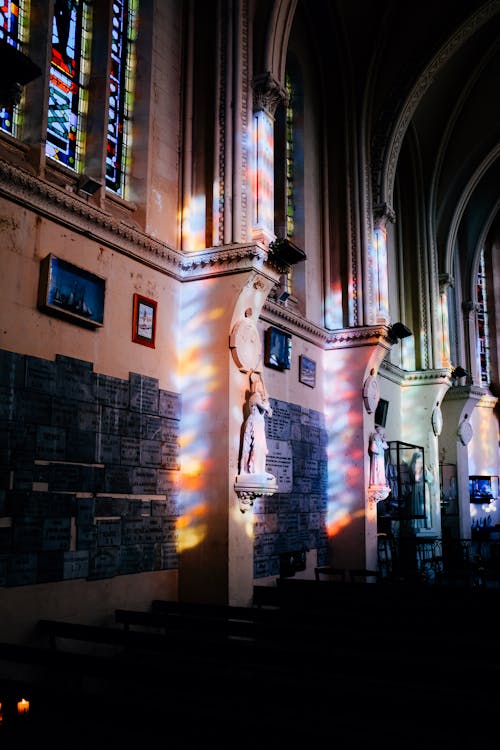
<box><xmin>324</xmin><ymin>352</ymin><xmax>364</xmax><ymax>536</ymax></box>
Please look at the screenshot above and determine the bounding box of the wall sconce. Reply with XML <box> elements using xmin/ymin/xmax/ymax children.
<box><xmin>451</xmin><ymin>365</ymin><xmax>468</xmax><ymax>385</ymax></box>
<box><xmin>77</xmin><ymin>174</ymin><xmax>102</xmax><ymax>196</ymax></box>
<box><xmin>388</xmin><ymin>322</ymin><xmax>412</xmax><ymax>342</ymax></box>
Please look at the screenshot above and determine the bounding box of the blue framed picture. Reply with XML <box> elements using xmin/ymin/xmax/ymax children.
<box><xmin>299</xmin><ymin>355</ymin><xmax>316</xmax><ymax>387</ymax></box>
<box><xmin>38</xmin><ymin>254</ymin><xmax>105</xmax><ymax>328</ymax></box>
<box><xmin>265</xmin><ymin>326</ymin><xmax>292</xmax><ymax>370</ymax></box>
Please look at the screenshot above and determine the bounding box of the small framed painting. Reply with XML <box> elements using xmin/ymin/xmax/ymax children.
<box><xmin>132</xmin><ymin>293</ymin><xmax>157</xmax><ymax>348</ymax></box>
<box><xmin>299</xmin><ymin>355</ymin><xmax>316</xmax><ymax>388</ymax></box>
<box><xmin>37</xmin><ymin>254</ymin><xmax>105</xmax><ymax>328</ymax></box>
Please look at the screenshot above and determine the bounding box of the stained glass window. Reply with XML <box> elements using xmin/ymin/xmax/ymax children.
<box><xmin>47</xmin><ymin>0</ymin><xmax>88</xmax><ymax>169</ymax></box>
<box><xmin>477</xmin><ymin>247</ymin><xmax>490</xmax><ymax>387</ymax></box>
<box><xmin>106</xmin><ymin>0</ymin><xmax>137</xmax><ymax>195</ymax></box>
<box><xmin>0</xmin><ymin>1</ymin><xmax>24</xmax><ymax>135</ymax></box>
<box><xmin>285</xmin><ymin>72</ymin><xmax>294</xmax><ymax>238</ymax></box>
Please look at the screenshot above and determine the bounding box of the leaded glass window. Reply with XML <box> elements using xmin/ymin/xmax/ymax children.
<box><xmin>477</xmin><ymin>247</ymin><xmax>490</xmax><ymax>387</ymax></box>
<box><xmin>0</xmin><ymin>0</ymin><xmax>26</xmax><ymax>135</ymax></box>
<box><xmin>106</xmin><ymin>0</ymin><xmax>137</xmax><ymax>196</ymax></box>
<box><xmin>47</xmin><ymin>0</ymin><xmax>90</xmax><ymax>169</ymax></box>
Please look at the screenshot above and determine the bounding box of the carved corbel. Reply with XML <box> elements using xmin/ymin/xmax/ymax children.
<box><xmin>252</xmin><ymin>72</ymin><xmax>288</xmax><ymax>117</ymax></box>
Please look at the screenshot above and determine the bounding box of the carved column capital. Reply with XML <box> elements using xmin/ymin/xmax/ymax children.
<box><xmin>252</xmin><ymin>72</ymin><xmax>288</xmax><ymax>117</ymax></box>
<box><xmin>439</xmin><ymin>273</ymin><xmax>454</xmax><ymax>293</ymax></box>
<box><xmin>373</xmin><ymin>202</ymin><xmax>396</xmax><ymax>229</ymax></box>
<box><xmin>462</xmin><ymin>300</ymin><xmax>480</xmax><ymax>316</ymax></box>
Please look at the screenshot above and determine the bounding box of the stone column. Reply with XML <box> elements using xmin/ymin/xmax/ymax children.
<box><xmin>251</xmin><ymin>72</ymin><xmax>288</xmax><ymax>247</ymax></box>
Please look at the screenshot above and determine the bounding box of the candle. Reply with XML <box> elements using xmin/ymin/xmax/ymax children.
<box><xmin>17</xmin><ymin>698</ymin><xmax>30</xmax><ymax>715</ymax></box>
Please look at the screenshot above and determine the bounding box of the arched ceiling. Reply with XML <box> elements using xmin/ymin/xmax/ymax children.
<box><xmin>252</xmin><ymin>0</ymin><xmax>500</xmax><ymax>296</ymax></box>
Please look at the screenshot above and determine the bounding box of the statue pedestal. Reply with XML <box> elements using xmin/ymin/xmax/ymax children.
<box><xmin>234</xmin><ymin>472</ymin><xmax>278</xmax><ymax>512</ymax></box>
<box><xmin>368</xmin><ymin>484</ymin><xmax>391</xmax><ymax>507</ymax></box>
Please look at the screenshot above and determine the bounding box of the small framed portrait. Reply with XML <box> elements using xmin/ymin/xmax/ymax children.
<box><xmin>264</xmin><ymin>326</ymin><xmax>292</xmax><ymax>370</ymax></box>
<box><xmin>299</xmin><ymin>355</ymin><xmax>316</xmax><ymax>388</ymax></box>
<box><xmin>132</xmin><ymin>293</ymin><xmax>157</xmax><ymax>348</ymax></box>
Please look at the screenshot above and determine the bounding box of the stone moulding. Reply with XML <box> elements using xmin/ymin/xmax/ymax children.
<box><xmin>0</xmin><ymin>159</ymin><xmax>273</xmax><ymax>282</ymax></box>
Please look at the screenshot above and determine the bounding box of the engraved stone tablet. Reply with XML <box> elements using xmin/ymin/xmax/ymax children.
<box><xmin>129</xmin><ymin>373</ymin><xmax>159</xmax><ymax>414</ymax></box>
<box><xmin>97</xmin><ymin>519</ymin><xmax>122</xmax><ymax>547</ymax></box>
<box><xmin>42</xmin><ymin>518</ymin><xmax>71</xmax><ymax>550</ymax></box>
<box><xmin>25</xmin><ymin>356</ymin><xmax>56</xmax><ymax>394</ymax></box>
<box><xmin>96</xmin><ymin>374</ymin><xmax>129</xmax><ymax>408</ymax></box>
<box><xmin>63</xmin><ymin>550</ymin><xmax>89</xmax><ymax>579</ymax></box>
<box><xmin>266</xmin><ymin>439</ymin><xmax>293</xmax><ymax>492</ymax></box>
<box><xmin>140</xmin><ymin>439</ymin><xmax>162</xmax><ymax>467</ymax></box>
<box><xmin>159</xmin><ymin>390</ymin><xmax>182</xmax><ymax>420</ymax></box>
<box><xmin>96</xmin><ymin>433</ymin><xmax>121</xmax><ymax>464</ymax></box>
<box><xmin>121</xmin><ymin>437</ymin><xmax>141</xmax><ymax>465</ymax></box>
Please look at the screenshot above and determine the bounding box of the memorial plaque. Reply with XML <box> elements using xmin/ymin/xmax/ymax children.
<box><xmin>100</xmin><ymin>406</ymin><xmax>122</xmax><ymax>435</ymax></box>
<box><xmin>88</xmin><ymin>547</ymin><xmax>119</xmax><ymax>579</ymax></box>
<box><xmin>52</xmin><ymin>398</ymin><xmax>78</xmax><ymax>429</ymax></box>
<box><xmin>119</xmin><ymin>544</ymin><xmax>143</xmax><ymax>574</ymax></box>
<box><xmin>18</xmin><ymin>392</ymin><xmax>52</xmax><ymax>424</ymax></box>
<box><xmin>77</xmin><ymin>403</ymin><xmax>100</xmax><ymax>432</ymax></box>
<box><xmin>55</xmin><ymin>355</ymin><xmax>96</xmax><ymax>403</ymax></box>
<box><xmin>254</xmin><ymin>513</ymin><xmax>279</xmax><ymax>534</ymax></box>
<box><xmin>308</xmin><ymin>512</ymin><xmax>321</xmax><ymax>529</ymax></box>
<box><xmin>298</xmin><ymin>495</ymin><xmax>310</xmax><ymax>512</ymax></box>
<box><xmin>12</xmin><ymin>518</ymin><xmax>42</xmax><ymax>551</ymax></box>
<box><xmin>97</xmin><ymin>519</ymin><xmax>121</xmax><ymax>547</ymax></box>
<box><xmin>266</xmin><ymin>402</ymin><xmax>292</xmax><ymax>440</ymax></box>
<box><xmin>0</xmin><ymin>386</ymin><xmax>16</xmax><ymax>420</ymax></box>
<box><xmin>94</xmin><ymin>496</ymin><xmax>115</xmax><ymax>516</ymax></box>
<box><xmin>304</xmin><ymin>459</ymin><xmax>318</xmax><ymax>477</ymax></box>
<box><xmin>140</xmin><ymin>439</ymin><xmax>162</xmax><ymax>467</ymax></box>
<box><xmin>25</xmin><ymin>356</ymin><xmax>56</xmax><ymax>394</ymax></box>
<box><xmin>127</xmin><ymin>498</ymin><xmax>152</xmax><ymax>517</ymax></box>
<box><xmin>111</xmin><ymin>497</ymin><xmax>129</xmax><ymax>516</ymax></box>
<box><xmin>132</xmin><ymin>467</ymin><xmax>157</xmax><ymax>494</ymax></box>
<box><xmin>76</xmin><ymin>523</ymin><xmax>95</xmax><ymax>550</ymax></box>
<box><xmin>42</xmin><ymin>517</ymin><xmax>71</xmax><ymax>550</ymax></box>
<box><xmin>161</xmin><ymin>543</ymin><xmax>179</xmax><ymax>569</ymax></box>
<box><xmin>48</xmin><ymin>463</ymin><xmax>82</xmax><ymax>491</ymax></box>
<box><xmin>104</xmin><ymin>465</ymin><xmax>133</xmax><ymax>493</ymax></box>
<box><xmin>141</xmin><ymin>414</ymin><xmax>162</xmax><ymax>440</ymax></box>
<box><xmin>119</xmin><ymin>410</ymin><xmax>141</xmax><ymax>437</ymax></box>
<box><xmin>122</xmin><ymin>518</ymin><xmax>145</xmax><ymax>545</ymax></box>
<box><xmin>161</xmin><ymin>443</ymin><xmax>180</xmax><ymax>470</ymax></box>
<box><xmin>66</xmin><ymin>430</ymin><xmax>97</xmax><ymax>463</ymax></box>
<box><xmin>156</xmin><ymin>470</ymin><xmax>179</xmax><ymax>496</ymax></box>
<box><xmin>254</xmin><ymin>558</ymin><xmax>272</xmax><ymax>578</ymax></box>
<box><xmin>96</xmin><ymin>433</ymin><xmax>121</xmax><ymax>464</ymax></box>
<box><xmin>151</xmin><ymin>498</ymin><xmax>167</xmax><ymax>516</ymax></box>
<box><xmin>159</xmin><ymin>390</ymin><xmax>182</xmax><ymax>421</ymax></box>
<box><xmin>301</xmin><ymin>425</ymin><xmax>320</xmax><ymax>446</ymax></box>
<box><xmin>160</xmin><ymin>418</ymin><xmax>179</xmax><ymax>444</ymax></box>
<box><xmin>76</xmin><ymin>497</ymin><xmax>95</xmax><ymax>525</ymax></box>
<box><xmin>129</xmin><ymin>373</ymin><xmax>159</xmax><ymax>414</ymax></box>
<box><xmin>142</xmin><ymin>542</ymin><xmax>161</xmax><ymax>571</ymax></box>
<box><xmin>7</xmin><ymin>552</ymin><xmax>37</xmax><ymax>585</ymax></box>
<box><xmin>96</xmin><ymin>374</ymin><xmax>129</xmax><ymax>408</ymax></box>
<box><xmin>0</xmin><ymin>349</ymin><xmax>25</xmax><ymax>388</ymax></box>
<box><xmin>37</xmin><ymin>551</ymin><xmax>64</xmax><ymax>582</ymax></box>
<box><xmin>142</xmin><ymin>516</ymin><xmax>164</xmax><ymax>543</ymax></box>
<box><xmin>121</xmin><ymin>437</ymin><xmax>141</xmax><ymax>465</ymax></box>
<box><xmin>266</xmin><ymin>439</ymin><xmax>293</xmax><ymax>492</ymax></box>
<box><xmin>63</xmin><ymin>550</ymin><xmax>89</xmax><ymax>579</ymax></box>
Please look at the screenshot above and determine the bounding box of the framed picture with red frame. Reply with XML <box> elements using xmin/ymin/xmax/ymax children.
<box><xmin>132</xmin><ymin>293</ymin><xmax>157</xmax><ymax>348</ymax></box>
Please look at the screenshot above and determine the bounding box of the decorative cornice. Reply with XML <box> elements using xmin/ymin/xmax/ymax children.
<box><xmin>380</xmin><ymin>359</ymin><xmax>450</xmax><ymax>386</ymax></box>
<box><xmin>0</xmin><ymin>158</ymin><xmax>275</xmax><ymax>282</ymax></box>
<box><xmin>325</xmin><ymin>325</ymin><xmax>392</xmax><ymax>351</ymax></box>
<box><xmin>444</xmin><ymin>384</ymin><xmax>497</xmax><ymax>407</ymax></box>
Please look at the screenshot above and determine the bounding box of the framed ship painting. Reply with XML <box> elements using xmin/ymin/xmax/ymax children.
<box><xmin>37</xmin><ymin>254</ymin><xmax>105</xmax><ymax>328</ymax></box>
